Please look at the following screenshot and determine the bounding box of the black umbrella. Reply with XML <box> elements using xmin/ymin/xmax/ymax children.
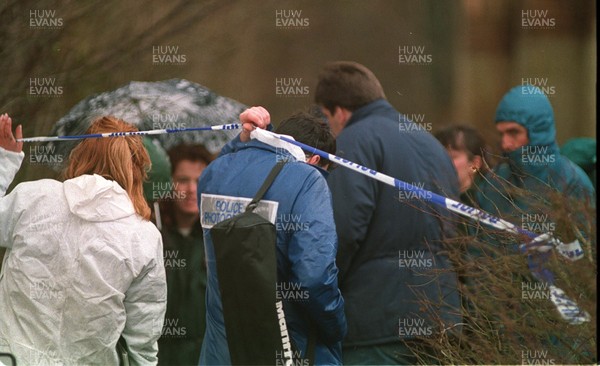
<box><xmin>46</xmin><ymin>78</ymin><xmax>245</xmax><ymax>170</ymax></box>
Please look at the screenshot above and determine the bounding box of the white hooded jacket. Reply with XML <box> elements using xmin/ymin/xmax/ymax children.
<box><xmin>0</xmin><ymin>147</ymin><xmax>166</xmax><ymax>365</ymax></box>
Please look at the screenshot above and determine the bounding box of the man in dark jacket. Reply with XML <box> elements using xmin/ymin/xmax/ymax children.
<box><xmin>198</xmin><ymin>108</ymin><xmax>347</xmax><ymax>365</ymax></box>
<box><xmin>315</xmin><ymin>61</ymin><xmax>462</xmax><ymax>365</ymax></box>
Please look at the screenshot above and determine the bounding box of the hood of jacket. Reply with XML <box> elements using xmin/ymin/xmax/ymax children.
<box><xmin>495</xmin><ymin>85</ymin><xmax>560</xmax><ymax>174</ymax></box>
<box><xmin>63</xmin><ymin>174</ymin><xmax>136</xmax><ymax>222</ymax></box>
<box><xmin>495</xmin><ymin>85</ymin><xmax>557</xmax><ymax>147</ymax></box>
<box><xmin>477</xmin><ymin>86</ymin><xmax>595</xmax><ymax>217</ymax></box>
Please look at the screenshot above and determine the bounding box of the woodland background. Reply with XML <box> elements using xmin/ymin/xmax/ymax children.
<box><xmin>0</xmin><ymin>0</ymin><xmax>595</xmax><ymax>183</ymax></box>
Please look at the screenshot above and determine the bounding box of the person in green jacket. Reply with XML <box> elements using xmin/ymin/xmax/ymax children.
<box><xmin>474</xmin><ymin>85</ymin><xmax>596</xmax><ymax>365</ymax></box>
<box><xmin>476</xmin><ymin>85</ymin><xmax>595</xmax><ymax>232</ymax></box>
<box><xmin>561</xmin><ymin>137</ymin><xmax>596</xmax><ymax>191</ymax></box>
<box><xmin>157</xmin><ymin>144</ymin><xmax>214</xmax><ymax>366</ymax></box>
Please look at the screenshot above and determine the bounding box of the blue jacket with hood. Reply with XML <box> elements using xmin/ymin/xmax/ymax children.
<box><xmin>327</xmin><ymin>99</ymin><xmax>462</xmax><ymax>346</ymax></box>
<box><xmin>197</xmin><ymin>139</ymin><xmax>347</xmax><ymax>365</ymax></box>
<box><xmin>476</xmin><ymin>86</ymin><xmax>595</xmax><ymax>222</ymax></box>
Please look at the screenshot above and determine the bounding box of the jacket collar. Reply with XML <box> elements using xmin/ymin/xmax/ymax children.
<box><xmin>237</xmin><ymin>140</ymin><xmax>300</xmax><ymax>162</ymax></box>
<box><xmin>237</xmin><ymin>140</ymin><xmax>329</xmax><ymax>176</ymax></box>
<box><xmin>345</xmin><ymin>99</ymin><xmax>394</xmax><ymax>128</ymax></box>
<box><xmin>64</xmin><ymin>174</ymin><xmax>135</xmax><ymax>222</ymax></box>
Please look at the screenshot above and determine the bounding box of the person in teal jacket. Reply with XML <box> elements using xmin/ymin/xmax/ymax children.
<box><xmin>561</xmin><ymin>137</ymin><xmax>596</xmax><ymax>191</ymax></box>
<box><xmin>476</xmin><ymin>85</ymin><xmax>595</xmax><ymax>227</ymax></box>
<box><xmin>475</xmin><ymin>85</ymin><xmax>595</xmax><ymax>364</ymax></box>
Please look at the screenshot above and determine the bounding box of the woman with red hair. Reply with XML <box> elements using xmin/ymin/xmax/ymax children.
<box><xmin>0</xmin><ymin>114</ymin><xmax>166</xmax><ymax>365</ymax></box>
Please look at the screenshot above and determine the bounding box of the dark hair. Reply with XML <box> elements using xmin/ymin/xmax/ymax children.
<box><xmin>158</xmin><ymin>144</ymin><xmax>213</xmax><ymax>233</ymax></box>
<box><xmin>315</xmin><ymin>61</ymin><xmax>386</xmax><ymax>114</ymax></box>
<box><xmin>434</xmin><ymin>125</ymin><xmax>491</xmax><ymax>173</ymax></box>
<box><xmin>167</xmin><ymin>144</ymin><xmax>214</xmax><ymax>173</ymax></box>
<box><xmin>274</xmin><ymin>111</ymin><xmax>336</xmax><ymax>168</ymax></box>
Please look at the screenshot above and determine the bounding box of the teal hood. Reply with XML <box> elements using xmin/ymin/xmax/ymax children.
<box><xmin>477</xmin><ymin>86</ymin><xmax>595</xmax><ymax>219</ymax></box>
<box><xmin>495</xmin><ymin>85</ymin><xmax>560</xmax><ymax>175</ymax></box>
<box><xmin>495</xmin><ymin>85</ymin><xmax>557</xmax><ymax>147</ymax></box>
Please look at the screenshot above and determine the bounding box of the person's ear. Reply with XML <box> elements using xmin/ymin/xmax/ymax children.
<box><xmin>471</xmin><ymin>155</ymin><xmax>483</xmax><ymax>171</ymax></box>
<box><xmin>334</xmin><ymin>106</ymin><xmax>352</xmax><ymax>126</ymax></box>
<box><xmin>306</xmin><ymin>154</ymin><xmax>321</xmax><ymax>166</ymax></box>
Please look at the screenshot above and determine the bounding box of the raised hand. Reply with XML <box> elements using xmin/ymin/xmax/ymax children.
<box><xmin>0</xmin><ymin>114</ymin><xmax>23</xmax><ymax>153</ymax></box>
<box><xmin>239</xmin><ymin>106</ymin><xmax>270</xmax><ymax>142</ymax></box>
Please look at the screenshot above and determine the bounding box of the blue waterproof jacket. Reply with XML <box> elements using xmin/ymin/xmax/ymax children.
<box><xmin>328</xmin><ymin>99</ymin><xmax>462</xmax><ymax>346</ymax></box>
<box><xmin>198</xmin><ymin>139</ymin><xmax>347</xmax><ymax>365</ymax></box>
<box><xmin>476</xmin><ymin>86</ymin><xmax>595</xmax><ymax>221</ymax></box>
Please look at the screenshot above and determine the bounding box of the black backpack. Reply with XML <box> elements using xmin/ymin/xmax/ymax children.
<box><xmin>210</xmin><ymin>161</ymin><xmax>315</xmax><ymax>365</ymax></box>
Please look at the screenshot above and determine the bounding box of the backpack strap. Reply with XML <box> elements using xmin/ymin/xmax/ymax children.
<box><xmin>246</xmin><ymin>161</ymin><xmax>286</xmax><ymax>213</ymax></box>
<box><xmin>306</xmin><ymin>321</ymin><xmax>317</xmax><ymax>365</ymax></box>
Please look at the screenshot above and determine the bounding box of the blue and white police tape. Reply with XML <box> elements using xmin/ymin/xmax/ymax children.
<box><xmin>17</xmin><ymin>124</ymin><xmax>590</xmax><ymax>324</ymax></box>
<box><xmin>524</xmin><ymin>245</ymin><xmax>591</xmax><ymax>324</ymax></box>
<box><xmin>15</xmin><ymin>123</ymin><xmax>242</xmax><ymax>142</ymax></box>
<box><xmin>253</xmin><ymin>128</ymin><xmax>591</xmax><ymax>325</ymax></box>
<box><xmin>252</xmin><ymin>129</ymin><xmax>584</xmax><ymax>261</ymax></box>
<box><xmin>18</xmin><ymin>124</ymin><xmax>585</xmax><ymax>262</ymax></box>
<box><xmin>548</xmin><ymin>285</ymin><xmax>591</xmax><ymax>324</ymax></box>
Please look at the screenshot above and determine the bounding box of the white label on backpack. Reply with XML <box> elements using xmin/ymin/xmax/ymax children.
<box><xmin>200</xmin><ymin>193</ymin><xmax>279</xmax><ymax>229</ymax></box>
